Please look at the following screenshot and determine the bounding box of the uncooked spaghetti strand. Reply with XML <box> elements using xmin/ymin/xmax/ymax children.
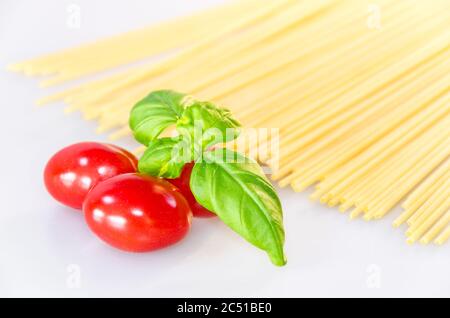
<box><xmin>405</xmin><ymin>168</ymin><xmax>450</xmax><ymax>225</ymax></box>
<box><xmin>417</xmin><ymin>204</ymin><xmax>450</xmax><ymax>244</ymax></box>
<box><xmin>406</xmin><ymin>168</ymin><xmax>450</xmax><ymax>226</ymax></box>
<box><xmin>402</xmin><ymin>159</ymin><xmax>450</xmax><ymax>210</ymax></box>
<box><xmin>435</xmin><ymin>226</ymin><xmax>450</xmax><ymax>245</ymax></box>
<box><xmin>407</xmin><ymin>196</ymin><xmax>450</xmax><ymax>244</ymax></box>
<box><xmin>393</xmin><ymin>163</ymin><xmax>450</xmax><ymax>227</ymax></box>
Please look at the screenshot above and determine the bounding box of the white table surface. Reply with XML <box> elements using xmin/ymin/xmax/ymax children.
<box><xmin>0</xmin><ymin>0</ymin><xmax>448</xmax><ymax>298</ymax></box>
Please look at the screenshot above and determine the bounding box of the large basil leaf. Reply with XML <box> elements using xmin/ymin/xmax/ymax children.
<box><xmin>190</xmin><ymin>148</ymin><xmax>286</xmax><ymax>266</ymax></box>
<box><xmin>177</xmin><ymin>102</ymin><xmax>241</xmax><ymax>150</ymax></box>
<box><xmin>138</xmin><ymin>137</ymin><xmax>192</xmax><ymax>178</ymax></box>
<box><xmin>129</xmin><ymin>90</ymin><xmax>191</xmax><ymax>146</ymax></box>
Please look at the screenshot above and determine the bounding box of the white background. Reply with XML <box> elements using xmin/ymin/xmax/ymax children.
<box><xmin>0</xmin><ymin>0</ymin><xmax>448</xmax><ymax>298</ymax></box>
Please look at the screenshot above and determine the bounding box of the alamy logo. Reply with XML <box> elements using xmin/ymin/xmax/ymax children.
<box><xmin>66</xmin><ymin>264</ymin><xmax>81</xmax><ymax>289</ymax></box>
<box><xmin>366</xmin><ymin>264</ymin><xmax>382</xmax><ymax>289</ymax></box>
<box><xmin>66</xmin><ymin>4</ymin><xmax>81</xmax><ymax>29</ymax></box>
<box><xmin>367</xmin><ymin>4</ymin><xmax>382</xmax><ymax>30</ymax></box>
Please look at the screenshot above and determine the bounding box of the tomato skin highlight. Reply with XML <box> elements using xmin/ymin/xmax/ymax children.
<box><xmin>168</xmin><ymin>162</ymin><xmax>216</xmax><ymax>218</ymax></box>
<box><xmin>83</xmin><ymin>173</ymin><xmax>192</xmax><ymax>252</ymax></box>
<box><xmin>44</xmin><ymin>142</ymin><xmax>138</xmax><ymax>209</ymax></box>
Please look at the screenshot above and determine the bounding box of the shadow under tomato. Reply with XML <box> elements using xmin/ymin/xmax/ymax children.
<box><xmin>45</xmin><ymin>206</ymin><xmax>222</xmax><ymax>280</ymax></box>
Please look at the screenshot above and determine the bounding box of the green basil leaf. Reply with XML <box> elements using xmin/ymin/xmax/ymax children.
<box><xmin>190</xmin><ymin>148</ymin><xmax>286</xmax><ymax>266</ymax></box>
<box><xmin>138</xmin><ymin>137</ymin><xmax>192</xmax><ymax>178</ymax></box>
<box><xmin>177</xmin><ymin>102</ymin><xmax>241</xmax><ymax>150</ymax></box>
<box><xmin>129</xmin><ymin>90</ymin><xmax>191</xmax><ymax>145</ymax></box>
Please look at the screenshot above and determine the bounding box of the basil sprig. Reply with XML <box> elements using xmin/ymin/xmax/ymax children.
<box><xmin>129</xmin><ymin>90</ymin><xmax>287</xmax><ymax>266</ymax></box>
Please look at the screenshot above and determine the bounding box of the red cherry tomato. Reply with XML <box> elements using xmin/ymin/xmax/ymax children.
<box><xmin>83</xmin><ymin>173</ymin><xmax>192</xmax><ymax>252</ymax></box>
<box><xmin>44</xmin><ymin>142</ymin><xmax>138</xmax><ymax>209</ymax></box>
<box><xmin>168</xmin><ymin>162</ymin><xmax>216</xmax><ymax>218</ymax></box>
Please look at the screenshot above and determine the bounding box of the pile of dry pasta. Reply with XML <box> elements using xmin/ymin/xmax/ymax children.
<box><xmin>9</xmin><ymin>0</ymin><xmax>450</xmax><ymax>245</ymax></box>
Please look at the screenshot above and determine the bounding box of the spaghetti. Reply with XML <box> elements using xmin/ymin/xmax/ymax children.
<box><xmin>9</xmin><ymin>0</ymin><xmax>450</xmax><ymax>245</ymax></box>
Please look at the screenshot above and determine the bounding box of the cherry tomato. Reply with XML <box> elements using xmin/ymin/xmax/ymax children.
<box><xmin>168</xmin><ymin>162</ymin><xmax>216</xmax><ymax>218</ymax></box>
<box><xmin>83</xmin><ymin>173</ymin><xmax>192</xmax><ymax>252</ymax></box>
<box><xmin>44</xmin><ymin>142</ymin><xmax>138</xmax><ymax>209</ymax></box>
